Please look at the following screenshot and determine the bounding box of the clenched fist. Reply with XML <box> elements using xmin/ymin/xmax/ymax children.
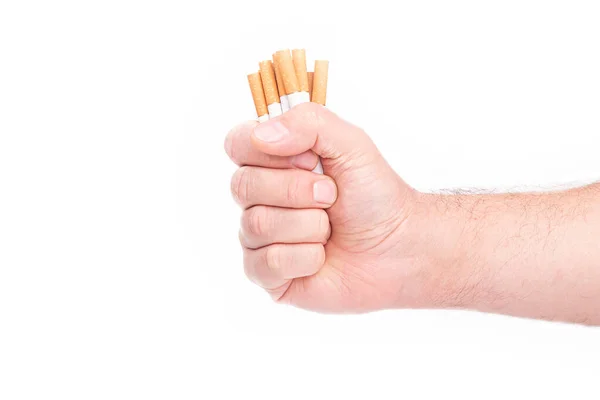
<box><xmin>225</xmin><ymin>103</ymin><xmax>461</xmax><ymax>313</ymax></box>
<box><xmin>224</xmin><ymin>100</ymin><xmax>600</xmax><ymax>325</ymax></box>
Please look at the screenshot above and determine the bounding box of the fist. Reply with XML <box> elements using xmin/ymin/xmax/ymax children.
<box><xmin>225</xmin><ymin>103</ymin><xmax>455</xmax><ymax>313</ymax></box>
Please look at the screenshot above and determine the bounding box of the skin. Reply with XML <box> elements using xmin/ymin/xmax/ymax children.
<box><xmin>224</xmin><ymin>103</ymin><xmax>600</xmax><ymax>325</ymax></box>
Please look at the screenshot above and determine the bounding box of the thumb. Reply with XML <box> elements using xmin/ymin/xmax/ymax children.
<box><xmin>250</xmin><ymin>103</ymin><xmax>413</xmax><ymax>251</ymax></box>
<box><xmin>250</xmin><ymin>102</ymin><xmax>378</xmax><ymax>164</ymax></box>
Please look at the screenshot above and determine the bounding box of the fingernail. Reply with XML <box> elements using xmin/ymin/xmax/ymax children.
<box><xmin>313</xmin><ymin>180</ymin><xmax>336</xmax><ymax>205</ymax></box>
<box><xmin>253</xmin><ymin>121</ymin><xmax>289</xmax><ymax>143</ymax></box>
<box><xmin>291</xmin><ymin>152</ymin><xmax>317</xmax><ymax>170</ymax></box>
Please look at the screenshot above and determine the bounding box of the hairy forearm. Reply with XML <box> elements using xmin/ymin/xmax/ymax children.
<box><xmin>421</xmin><ymin>183</ymin><xmax>600</xmax><ymax>325</ymax></box>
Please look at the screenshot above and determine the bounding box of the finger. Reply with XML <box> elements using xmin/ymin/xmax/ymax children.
<box><xmin>250</xmin><ymin>102</ymin><xmax>377</xmax><ymax>161</ymax></box>
<box><xmin>225</xmin><ymin>120</ymin><xmax>319</xmax><ymax>170</ymax></box>
<box><xmin>243</xmin><ymin>243</ymin><xmax>325</xmax><ymax>290</ymax></box>
<box><xmin>240</xmin><ymin>206</ymin><xmax>330</xmax><ymax>249</ymax></box>
<box><xmin>230</xmin><ymin>166</ymin><xmax>337</xmax><ymax>209</ymax></box>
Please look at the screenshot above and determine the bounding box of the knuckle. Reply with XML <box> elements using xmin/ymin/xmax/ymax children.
<box><xmin>231</xmin><ymin>166</ymin><xmax>251</xmax><ymax>205</ymax></box>
<box><xmin>293</xmin><ymin>102</ymin><xmax>323</xmax><ymax>129</ymax></box>
<box><xmin>238</xmin><ymin>229</ymin><xmax>251</xmax><ymax>249</ymax></box>
<box><xmin>244</xmin><ymin>206</ymin><xmax>268</xmax><ymax>238</ymax></box>
<box><xmin>285</xmin><ymin>177</ymin><xmax>301</xmax><ymax>203</ymax></box>
<box><xmin>265</xmin><ymin>246</ymin><xmax>281</xmax><ymax>273</ymax></box>
<box><xmin>225</xmin><ymin>121</ymin><xmax>256</xmax><ymax>164</ymax></box>
<box><xmin>295</xmin><ymin>101</ymin><xmax>320</xmax><ymax>114</ymax></box>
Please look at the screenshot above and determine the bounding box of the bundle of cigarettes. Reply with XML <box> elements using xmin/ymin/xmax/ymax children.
<box><xmin>247</xmin><ymin>49</ymin><xmax>329</xmax><ymax>173</ymax></box>
<box><xmin>247</xmin><ymin>49</ymin><xmax>329</xmax><ymax>122</ymax></box>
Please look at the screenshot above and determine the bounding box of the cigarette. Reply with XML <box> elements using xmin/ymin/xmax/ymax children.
<box><xmin>307</xmin><ymin>72</ymin><xmax>314</xmax><ymax>101</ymax></box>
<box><xmin>312</xmin><ymin>60</ymin><xmax>329</xmax><ymax>106</ymax></box>
<box><xmin>275</xmin><ymin>49</ymin><xmax>323</xmax><ymax>174</ymax></box>
<box><xmin>259</xmin><ymin>60</ymin><xmax>283</xmax><ymax>118</ymax></box>
<box><xmin>292</xmin><ymin>49</ymin><xmax>310</xmax><ymax>91</ymax></box>
<box><xmin>290</xmin><ymin>49</ymin><xmax>311</xmax><ymax>106</ymax></box>
<box><xmin>275</xmin><ymin>49</ymin><xmax>309</xmax><ymax>107</ymax></box>
<box><xmin>247</xmin><ymin>72</ymin><xmax>269</xmax><ymax>122</ymax></box>
<box><xmin>251</xmin><ymin>50</ymin><xmax>325</xmax><ymax>174</ymax></box>
<box><xmin>272</xmin><ymin>54</ymin><xmax>290</xmax><ymax>113</ymax></box>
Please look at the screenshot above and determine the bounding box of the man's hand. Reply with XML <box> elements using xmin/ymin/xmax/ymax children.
<box><xmin>225</xmin><ymin>103</ymin><xmax>600</xmax><ymax>324</ymax></box>
<box><xmin>225</xmin><ymin>103</ymin><xmax>451</xmax><ymax>312</ymax></box>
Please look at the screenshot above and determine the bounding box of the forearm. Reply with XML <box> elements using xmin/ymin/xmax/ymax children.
<box><xmin>422</xmin><ymin>184</ymin><xmax>600</xmax><ymax>325</ymax></box>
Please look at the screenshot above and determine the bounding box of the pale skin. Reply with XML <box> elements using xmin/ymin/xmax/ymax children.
<box><xmin>225</xmin><ymin>103</ymin><xmax>600</xmax><ymax>325</ymax></box>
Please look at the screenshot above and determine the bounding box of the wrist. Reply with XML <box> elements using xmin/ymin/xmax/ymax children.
<box><xmin>406</xmin><ymin>192</ymin><xmax>487</xmax><ymax>310</ymax></box>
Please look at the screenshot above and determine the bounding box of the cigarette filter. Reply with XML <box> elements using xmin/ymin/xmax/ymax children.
<box><xmin>307</xmin><ymin>72</ymin><xmax>314</xmax><ymax>101</ymax></box>
<box><xmin>312</xmin><ymin>60</ymin><xmax>329</xmax><ymax>106</ymax></box>
<box><xmin>247</xmin><ymin>72</ymin><xmax>269</xmax><ymax>122</ymax></box>
<box><xmin>289</xmin><ymin>48</ymin><xmax>311</xmax><ymax>106</ymax></box>
<box><xmin>276</xmin><ymin>49</ymin><xmax>308</xmax><ymax>107</ymax></box>
<box><xmin>292</xmin><ymin>49</ymin><xmax>310</xmax><ymax>92</ymax></box>
<box><xmin>272</xmin><ymin>54</ymin><xmax>290</xmax><ymax>112</ymax></box>
<box><xmin>259</xmin><ymin>60</ymin><xmax>282</xmax><ymax>118</ymax></box>
<box><xmin>275</xmin><ymin>49</ymin><xmax>299</xmax><ymax>94</ymax></box>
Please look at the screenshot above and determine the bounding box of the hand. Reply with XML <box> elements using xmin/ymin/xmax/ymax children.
<box><xmin>225</xmin><ymin>103</ymin><xmax>455</xmax><ymax>313</ymax></box>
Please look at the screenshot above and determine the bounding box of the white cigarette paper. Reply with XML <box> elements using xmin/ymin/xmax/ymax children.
<box><xmin>280</xmin><ymin>95</ymin><xmax>290</xmax><ymax>112</ymax></box>
<box><xmin>287</xmin><ymin>91</ymin><xmax>310</xmax><ymax>108</ymax></box>
<box><xmin>267</xmin><ymin>103</ymin><xmax>282</xmax><ymax>117</ymax></box>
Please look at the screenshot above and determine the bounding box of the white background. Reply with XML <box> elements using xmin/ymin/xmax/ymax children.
<box><xmin>1</xmin><ymin>1</ymin><xmax>600</xmax><ymax>399</ymax></box>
